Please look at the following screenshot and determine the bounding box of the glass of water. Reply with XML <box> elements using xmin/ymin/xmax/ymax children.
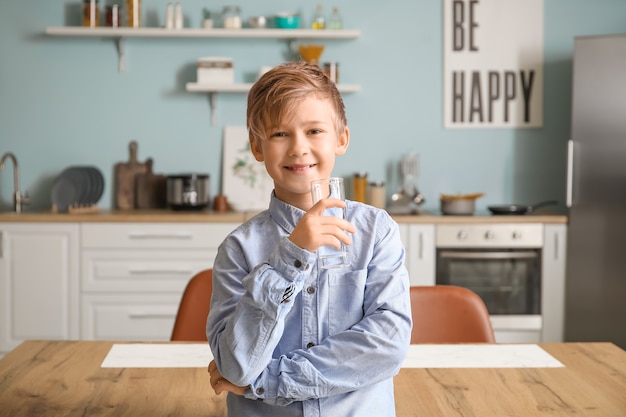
<box><xmin>311</xmin><ymin>177</ymin><xmax>349</xmax><ymax>269</ymax></box>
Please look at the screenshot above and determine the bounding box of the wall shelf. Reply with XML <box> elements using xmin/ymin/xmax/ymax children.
<box><xmin>45</xmin><ymin>27</ymin><xmax>361</xmax><ymax>39</ymax></box>
<box><xmin>186</xmin><ymin>83</ymin><xmax>361</xmax><ymax>125</ymax></box>
<box><xmin>45</xmin><ymin>26</ymin><xmax>360</xmax><ymax>72</ymax></box>
<box><xmin>185</xmin><ymin>82</ymin><xmax>361</xmax><ymax>93</ymax></box>
<box><xmin>45</xmin><ymin>26</ymin><xmax>362</xmax><ymax>124</ymax></box>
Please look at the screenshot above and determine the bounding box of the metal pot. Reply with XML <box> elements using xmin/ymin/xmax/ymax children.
<box><xmin>440</xmin><ymin>192</ymin><xmax>484</xmax><ymax>215</ymax></box>
<box><xmin>166</xmin><ymin>174</ymin><xmax>210</xmax><ymax>210</ymax></box>
<box><xmin>440</xmin><ymin>198</ymin><xmax>476</xmax><ymax>215</ymax></box>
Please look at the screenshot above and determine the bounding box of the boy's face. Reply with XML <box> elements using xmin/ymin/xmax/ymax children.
<box><xmin>250</xmin><ymin>96</ymin><xmax>349</xmax><ymax>211</ymax></box>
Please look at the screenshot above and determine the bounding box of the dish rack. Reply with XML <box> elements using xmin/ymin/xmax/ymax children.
<box><xmin>50</xmin><ymin>166</ymin><xmax>104</xmax><ymax>214</ymax></box>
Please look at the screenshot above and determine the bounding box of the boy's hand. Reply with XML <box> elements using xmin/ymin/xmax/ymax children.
<box><xmin>290</xmin><ymin>198</ymin><xmax>356</xmax><ymax>252</ymax></box>
<box><xmin>208</xmin><ymin>360</ymin><xmax>248</xmax><ymax>396</ymax></box>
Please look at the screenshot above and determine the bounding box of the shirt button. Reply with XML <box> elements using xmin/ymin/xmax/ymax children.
<box><xmin>306</xmin><ymin>286</ymin><xmax>315</xmax><ymax>294</ymax></box>
<box><xmin>306</xmin><ymin>342</ymin><xmax>315</xmax><ymax>348</ymax></box>
<box><xmin>294</xmin><ymin>260</ymin><xmax>302</xmax><ymax>268</ymax></box>
<box><xmin>256</xmin><ymin>387</ymin><xmax>265</xmax><ymax>395</ymax></box>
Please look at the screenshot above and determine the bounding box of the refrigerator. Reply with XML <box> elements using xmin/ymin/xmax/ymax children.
<box><xmin>565</xmin><ymin>34</ymin><xmax>626</xmax><ymax>349</ymax></box>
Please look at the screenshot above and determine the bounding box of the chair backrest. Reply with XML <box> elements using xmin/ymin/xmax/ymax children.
<box><xmin>410</xmin><ymin>285</ymin><xmax>496</xmax><ymax>343</ymax></box>
<box><xmin>171</xmin><ymin>269</ymin><xmax>213</xmax><ymax>341</ymax></box>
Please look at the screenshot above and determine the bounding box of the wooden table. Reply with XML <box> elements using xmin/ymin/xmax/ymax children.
<box><xmin>0</xmin><ymin>341</ymin><xmax>624</xmax><ymax>417</ymax></box>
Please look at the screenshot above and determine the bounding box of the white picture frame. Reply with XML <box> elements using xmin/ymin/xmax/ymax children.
<box><xmin>221</xmin><ymin>126</ymin><xmax>273</xmax><ymax>212</ymax></box>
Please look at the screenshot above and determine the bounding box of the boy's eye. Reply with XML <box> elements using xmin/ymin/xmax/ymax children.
<box><xmin>267</xmin><ymin>131</ymin><xmax>288</xmax><ymax>142</ymax></box>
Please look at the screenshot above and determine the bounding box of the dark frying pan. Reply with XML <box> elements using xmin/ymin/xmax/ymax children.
<box><xmin>488</xmin><ymin>200</ymin><xmax>558</xmax><ymax>215</ymax></box>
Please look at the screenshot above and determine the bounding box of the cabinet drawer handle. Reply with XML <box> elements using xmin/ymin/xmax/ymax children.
<box><xmin>439</xmin><ymin>251</ymin><xmax>538</xmax><ymax>260</ymax></box>
<box><xmin>128</xmin><ymin>232</ymin><xmax>194</xmax><ymax>239</ymax></box>
<box><xmin>129</xmin><ymin>268</ymin><xmax>194</xmax><ymax>275</ymax></box>
<box><xmin>128</xmin><ymin>310</ymin><xmax>176</xmax><ymax>319</ymax></box>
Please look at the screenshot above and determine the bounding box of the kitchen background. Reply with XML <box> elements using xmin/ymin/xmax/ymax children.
<box><xmin>1</xmin><ymin>0</ymin><xmax>625</xmax><ymax>213</ymax></box>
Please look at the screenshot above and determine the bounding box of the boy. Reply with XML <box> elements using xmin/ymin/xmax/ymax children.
<box><xmin>206</xmin><ymin>61</ymin><xmax>412</xmax><ymax>417</ymax></box>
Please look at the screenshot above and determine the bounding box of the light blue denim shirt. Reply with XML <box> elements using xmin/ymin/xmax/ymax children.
<box><xmin>207</xmin><ymin>192</ymin><xmax>412</xmax><ymax>417</ymax></box>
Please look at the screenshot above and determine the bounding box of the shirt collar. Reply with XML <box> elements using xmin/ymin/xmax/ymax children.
<box><xmin>268</xmin><ymin>191</ymin><xmax>306</xmax><ymax>234</ymax></box>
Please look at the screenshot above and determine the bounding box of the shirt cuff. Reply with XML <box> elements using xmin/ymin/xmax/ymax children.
<box><xmin>269</xmin><ymin>237</ymin><xmax>316</xmax><ymax>281</ymax></box>
<box><xmin>244</xmin><ymin>360</ymin><xmax>280</xmax><ymax>401</ymax></box>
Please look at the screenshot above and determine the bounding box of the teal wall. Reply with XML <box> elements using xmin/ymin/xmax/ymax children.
<box><xmin>1</xmin><ymin>0</ymin><xmax>625</xmax><ymax>212</ymax></box>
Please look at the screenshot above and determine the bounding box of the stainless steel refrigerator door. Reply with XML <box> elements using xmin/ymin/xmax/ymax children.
<box><xmin>568</xmin><ymin>35</ymin><xmax>626</xmax><ymax>207</ymax></box>
<box><xmin>566</xmin><ymin>35</ymin><xmax>626</xmax><ymax>349</ymax></box>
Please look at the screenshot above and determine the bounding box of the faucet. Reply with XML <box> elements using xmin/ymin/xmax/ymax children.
<box><xmin>0</xmin><ymin>152</ymin><xmax>30</xmax><ymax>213</ymax></box>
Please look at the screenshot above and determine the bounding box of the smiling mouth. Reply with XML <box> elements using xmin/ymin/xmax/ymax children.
<box><xmin>285</xmin><ymin>164</ymin><xmax>316</xmax><ymax>172</ymax></box>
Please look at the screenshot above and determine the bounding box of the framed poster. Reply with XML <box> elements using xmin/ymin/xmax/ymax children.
<box><xmin>221</xmin><ymin>126</ymin><xmax>273</xmax><ymax>212</ymax></box>
<box><xmin>443</xmin><ymin>0</ymin><xmax>544</xmax><ymax>128</ymax></box>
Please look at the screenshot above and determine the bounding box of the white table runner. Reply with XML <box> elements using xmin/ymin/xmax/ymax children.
<box><xmin>101</xmin><ymin>343</ymin><xmax>563</xmax><ymax>369</ymax></box>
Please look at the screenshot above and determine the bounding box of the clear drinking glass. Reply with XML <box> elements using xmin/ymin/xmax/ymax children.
<box><xmin>311</xmin><ymin>177</ymin><xmax>349</xmax><ymax>269</ymax></box>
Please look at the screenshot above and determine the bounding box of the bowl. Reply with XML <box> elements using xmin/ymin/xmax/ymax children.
<box><xmin>275</xmin><ymin>13</ymin><xmax>300</xmax><ymax>29</ymax></box>
<box><xmin>298</xmin><ymin>44</ymin><xmax>325</xmax><ymax>64</ymax></box>
<box><xmin>247</xmin><ymin>16</ymin><xmax>266</xmax><ymax>28</ymax></box>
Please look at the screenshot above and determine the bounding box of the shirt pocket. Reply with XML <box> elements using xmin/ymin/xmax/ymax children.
<box><xmin>327</xmin><ymin>269</ymin><xmax>368</xmax><ymax>335</ymax></box>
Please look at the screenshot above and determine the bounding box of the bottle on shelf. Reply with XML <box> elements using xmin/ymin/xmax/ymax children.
<box><xmin>165</xmin><ymin>3</ymin><xmax>174</xmax><ymax>29</ymax></box>
<box><xmin>174</xmin><ymin>2</ymin><xmax>183</xmax><ymax>29</ymax></box>
<box><xmin>105</xmin><ymin>4</ymin><xmax>121</xmax><ymax>27</ymax></box>
<box><xmin>311</xmin><ymin>3</ymin><xmax>325</xmax><ymax>29</ymax></box>
<box><xmin>327</xmin><ymin>7</ymin><xmax>343</xmax><ymax>30</ymax></box>
<box><xmin>322</xmin><ymin>62</ymin><xmax>339</xmax><ymax>83</ymax></box>
<box><xmin>126</xmin><ymin>0</ymin><xmax>141</xmax><ymax>28</ymax></box>
<box><xmin>82</xmin><ymin>0</ymin><xmax>99</xmax><ymax>28</ymax></box>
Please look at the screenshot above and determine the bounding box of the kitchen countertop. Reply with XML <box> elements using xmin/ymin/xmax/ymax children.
<box><xmin>0</xmin><ymin>209</ymin><xmax>568</xmax><ymax>224</ymax></box>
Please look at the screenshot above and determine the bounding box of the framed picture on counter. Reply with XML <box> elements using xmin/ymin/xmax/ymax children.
<box><xmin>222</xmin><ymin>126</ymin><xmax>273</xmax><ymax>212</ymax></box>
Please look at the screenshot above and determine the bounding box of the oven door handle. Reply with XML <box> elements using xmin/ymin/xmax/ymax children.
<box><xmin>439</xmin><ymin>251</ymin><xmax>538</xmax><ymax>260</ymax></box>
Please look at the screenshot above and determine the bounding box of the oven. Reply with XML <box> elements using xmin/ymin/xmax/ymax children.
<box><xmin>436</xmin><ymin>224</ymin><xmax>545</xmax><ymax>343</ymax></box>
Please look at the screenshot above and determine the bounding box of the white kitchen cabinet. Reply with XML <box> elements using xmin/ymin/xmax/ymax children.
<box><xmin>398</xmin><ymin>224</ymin><xmax>436</xmax><ymax>286</ymax></box>
<box><xmin>81</xmin><ymin>294</ymin><xmax>183</xmax><ymax>341</ymax></box>
<box><xmin>80</xmin><ymin>222</ymin><xmax>237</xmax><ymax>341</ymax></box>
<box><xmin>0</xmin><ymin>223</ymin><xmax>80</xmax><ymax>355</ymax></box>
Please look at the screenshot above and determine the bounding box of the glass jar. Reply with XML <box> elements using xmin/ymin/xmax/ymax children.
<box><xmin>222</xmin><ymin>6</ymin><xmax>242</xmax><ymax>29</ymax></box>
<box><xmin>82</xmin><ymin>0</ymin><xmax>99</xmax><ymax>28</ymax></box>
<box><xmin>367</xmin><ymin>182</ymin><xmax>386</xmax><ymax>209</ymax></box>
<box><xmin>353</xmin><ymin>172</ymin><xmax>368</xmax><ymax>203</ymax></box>
<box><xmin>126</xmin><ymin>0</ymin><xmax>141</xmax><ymax>28</ymax></box>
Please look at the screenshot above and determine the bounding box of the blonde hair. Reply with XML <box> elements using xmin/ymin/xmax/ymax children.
<box><xmin>247</xmin><ymin>61</ymin><xmax>347</xmax><ymax>143</ymax></box>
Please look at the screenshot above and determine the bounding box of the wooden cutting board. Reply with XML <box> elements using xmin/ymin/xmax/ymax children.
<box><xmin>115</xmin><ymin>141</ymin><xmax>149</xmax><ymax>210</ymax></box>
<box><xmin>135</xmin><ymin>159</ymin><xmax>167</xmax><ymax>209</ymax></box>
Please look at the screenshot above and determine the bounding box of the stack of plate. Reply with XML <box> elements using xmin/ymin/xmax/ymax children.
<box><xmin>51</xmin><ymin>166</ymin><xmax>105</xmax><ymax>212</ymax></box>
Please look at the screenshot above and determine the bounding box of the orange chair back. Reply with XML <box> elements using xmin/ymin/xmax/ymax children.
<box><xmin>410</xmin><ymin>285</ymin><xmax>495</xmax><ymax>343</ymax></box>
<box><xmin>171</xmin><ymin>269</ymin><xmax>213</xmax><ymax>341</ymax></box>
